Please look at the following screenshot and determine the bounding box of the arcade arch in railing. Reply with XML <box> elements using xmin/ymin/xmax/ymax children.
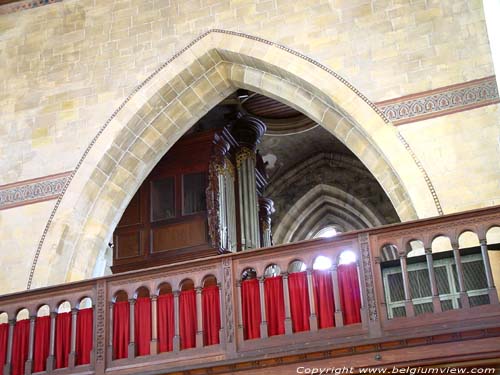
<box><xmin>0</xmin><ymin>297</ymin><xmax>94</xmax><ymax>375</ymax></box>
<box><xmin>379</xmin><ymin>227</ymin><xmax>498</xmax><ymax>320</ymax></box>
<box><xmin>237</xmin><ymin>251</ymin><xmax>363</xmax><ymax>341</ymax></box>
<box><xmin>110</xmin><ymin>274</ymin><xmax>223</xmax><ymax>362</ymax></box>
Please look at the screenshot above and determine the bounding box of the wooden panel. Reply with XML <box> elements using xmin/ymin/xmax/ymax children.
<box><xmin>116</xmin><ymin>231</ymin><xmax>141</xmax><ymax>259</ymax></box>
<box><xmin>117</xmin><ymin>192</ymin><xmax>141</xmax><ymax>227</ymax></box>
<box><xmin>152</xmin><ymin>216</ymin><xmax>207</xmax><ymax>253</ymax></box>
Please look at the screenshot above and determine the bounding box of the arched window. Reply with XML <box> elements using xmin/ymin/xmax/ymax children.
<box><xmin>313</xmin><ymin>226</ymin><xmax>339</xmax><ymax>239</ymax></box>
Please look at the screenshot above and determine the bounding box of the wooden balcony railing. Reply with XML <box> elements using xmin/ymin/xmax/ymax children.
<box><xmin>1</xmin><ymin>206</ymin><xmax>500</xmax><ymax>374</ymax></box>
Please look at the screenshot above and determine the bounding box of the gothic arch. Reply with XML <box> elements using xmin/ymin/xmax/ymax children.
<box><xmin>274</xmin><ymin>184</ymin><xmax>384</xmax><ymax>244</ymax></box>
<box><xmin>28</xmin><ymin>30</ymin><xmax>437</xmax><ymax>289</ymax></box>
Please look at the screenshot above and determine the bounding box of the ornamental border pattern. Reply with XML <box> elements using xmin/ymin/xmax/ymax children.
<box><xmin>0</xmin><ymin>0</ymin><xmax>62</xmax><ymax>15</ymax></box>
<box><xmin>0</xmin><ymin>172</ymin><xmax>72</xmax><ymax>210</ymax></box>
<box><xmin>376</xmin><ymin>76</ymin><xmax>499</xmax><ymax>126</ymax></box>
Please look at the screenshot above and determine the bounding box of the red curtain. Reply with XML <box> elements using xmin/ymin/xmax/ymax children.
<box><xmin>288</xmin><ymin>272</ymin><xmax>310</xmax><ymax>332</ymax></box>
<box><xmin>12</xmin><ymin>319</ymin><xmax>29</xmax><ymax>375</ymax></box>
<box><xmin>313</xmin><ymin>270</ymin><xmax>335</xmax><ymax>329</ymax></box>
<box><xmin>134</xmin><ymin>297</ymin><xmax>151</xmax><ymax>356</ymax></box>
<box><xmin>241</xmin><ymin>278</ymin><xmax>261</xmax><ymax>340</ymax></box>
<box><xmin>157</xmin><ymin>294</ymin><xmax>174</xmax><ymax>353</ymax></box>
<box><xmin>202</xmin><ymin>286</ymin><xmax>220</xmax><ymax>346</ymax></box>
<box><xmin>55</xmin><ymin>312</ymin><xmax>71</xmax><ymax>369</ymax></box>
<box><xmin>33</xmin><ymin>316</ymin><xmax>51</xmax><ymax>372</ymax></box>
<box><xmin>113</xmin><ymin>301</ymin><xmax>129</xmax><ymax>359</ymax></box>
<box><xmin>338</xmin><ymin>264</ymin><xmax>362</xmax><ymax>325</ymax></box>
<box><xmin>179</xmin><ymin>290</ymin><xmax>196</xmax><ymax>350</ymax></box>
<box><xmin>264</xmin><ymin>276</ymin><xmax>285</xmax><ymax>336</ymax></box>
<box><xmin>76</xmin><ymin>308</ymin><xmax>93</xmax><ymax>365</ymax></box>
<box><xmin>0</xmin><ymin>323</ymin><xmax>9</xmax><ymax>374</ymax></box>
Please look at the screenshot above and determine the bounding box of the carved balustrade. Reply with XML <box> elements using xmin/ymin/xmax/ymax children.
<box><xmin>0</xmin><ymin>205</ymin><xmax>499</xmax><ymax>374</ymax></box>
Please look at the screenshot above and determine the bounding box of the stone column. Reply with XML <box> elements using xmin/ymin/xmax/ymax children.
<box><xmin>452</xmin><ymin>243</ymin><xmax>470</xmax><ymax>308</ymax></box>
<box><xmin>68</xmin><ymin>308</ymin><xmax>78</xmax><ymax>368</ymax></box>
<box><xmin>150</xmin><ymin>295</ymin><xmax>158</xmax><ymax>355</ymax></box>
<box><xmin>128</xmin><ymin>299</ymin><xmax>136</xmax><ymax>359</ymax></box>
<box><xmin>306</xmin><ymin>269</ymin><xmax>318</xmax><ymax>331</ymax></box>
<box><xmin>281</xmin><ymin>273</ymin><xmax>293</xmax><ymax>334</ymax></box>
<box><xmin>173</xmin><ymin>291</ymin><xmax>180</xmax><ymax>351</ymax></box>
<box><xmin>425</xmin><ymin>248</ymin><xmax>442</xmax><ymax>313</ymax></box>
<box><xmin>24</xmin><ymin>316</ymin><xmax>36</xmax><ymax>375</ymax></box>
<box><xmin>195</xmin><ymin>287</ymin><xmax>203</xmax><ymax>348</ymax></box>
<box><xmin>400</xmin><ymin>255</ymin><xmax>415</xmax><ymax>317</ymax></box>
<box><xmin>232</xmin><ymin>115</ymin><xmax>266</xmax><ymax>250</ymax></box>
<box><xmin>258</xmin><ymin>277</ymin><xmax>268</xmax><ymax>338</ymax></box>
<box><xmin>480</xmin><ymin>239</ymin><xmax>499</xmax><ymax>304</ymax></box>
<box><xmin>331</xmin><ymin>265</ymin><xmax>344</xmax><ymax>327</ymax></box>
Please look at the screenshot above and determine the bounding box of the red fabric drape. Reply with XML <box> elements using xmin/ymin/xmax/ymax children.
<box><xmin>134</xmin><ymin>297</ymin><xmax>151</xmax><ymax>356</ymax></box>
<box><xmin>288</xmin><ymin>272</ymin><xmax>310</xmax><ymax>332</ymax></box>
<box><xmin>0</xmin><ymin>323</ymin><xmax>9</xmax><ymax>374</ymax></box>
<box><xmin>313</xmin><ymin>270</ymin><xmax>335</xmax><ymax>329</ymax></box>
<box><xmin>264</xmin><ymin>276</ymin><xmax>285</xmax><ymax>336</ymax></box>
<box><xmin>241</xmin><ymin>278</ymin><xmax>261</xmax><ymax>340</ymax></box>
<box><xmin>113</xmin><ymin>301</ymin><xmax>129</xmax><ymax>359</ymax></box>
<box><xmin>157</xmin><ymin>294</ymin><xmax>174</xmax><ymax>353</ymax></box>
<box><xmin>202</xmin><ymin>286</ymin><xmax>220</xmax><ymax>346</ymax></box>
<box><xmin>33</xmin><ymin>316</ymin><xmax>51</xmax><ymax>372</ymax></box>
<box><xmin>179</xmin><ymin>290</ymin><xmax>196</xmax><ymax>350</ymax></box>
<box><xmin>55</xmin><ymin>312</ymin><xmax>71</xmax><ymax>369</ymax></box>
<box><xmin>338</xmin><ymin>264</ymin><xmax>362</xmax><ymax>325</ymax></box>
<box><xmin>76</xmin><ymin>308</ymin><xmax>93</xmax><ymax>365</ymax></box>
<box><xmin>12</xmin><ymin>319</ymin><xmax>29</xmax><ymax>375</ymax></box>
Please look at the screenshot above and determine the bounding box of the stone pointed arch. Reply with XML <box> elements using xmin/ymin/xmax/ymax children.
<box><xmin>28</xmin><ymin>30</ymin><xmax>437</xmax><ymax>289</ymax></box>
<box><xmin>274</xmin><ymin>184</ymin><xmax>385</xmax><ymax>244</ymax></box>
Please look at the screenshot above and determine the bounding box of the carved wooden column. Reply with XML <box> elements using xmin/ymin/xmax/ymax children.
<box><xmin>258</xmin><ymin>277</ymin><xmax>268</xmax><ymax>338</ymax></box>
<box><xmin>236</xmin><ymin>281</ymin><xmax>244</xmax><ymax>340</ymax></box>
<box><xmin>196</xmin><ymin>287</ymin><xmax>203</xmax><ymax>348</ymax></box>
<box><xmin>480</xmin><ymin>239</ymin><xmax>499</xmax><ymax>304</ymax></box>
<box><xmin>259</xmin><ymin>198</ymin><xmax>275</xmax><ymax>248</ymax></box>
<box><xmin>94</xmin><ymin>280</ymin><xmax>107</xmax><ymax>373</ymax></box>
<box><xmin>207</xmin><ymin>134</ymin><xmax>231</xmax><ymax>253</ymax></box>
<box><xmin>451</xmin><ymin>242</ymin><xmax>470</xmax><ymax>308</ymax></box>
<box><xmin>128</xmin><ymin>299</ymin><xmax>136</xmax><ymax>359</ymax></box>
<box><xmin>173</xmin><ymin>291</ymin><xmax>180</xmax><ymax>352</ymax></box>
<box><xmin>356</xmin><ymin>260</ymin><xmax>368</xmax><ymax>327</ymax></box>
<box><xmin>24</xmin><ymin>315</ymin><xmax>36</xmax><ymax>375</ymax></box>
<box><xmin>221</xmin><ymin>258</ymin><xmax>236</xmax><ymax>355</ymax></box>
<box><xmin>150</xmin><ymin>295</ymin><xmax>158</xmax><ymax>355</ymax></box>
<box><xmin>68</xmin><ymin>308</ymin><xmax>78</xmax><ymax>368</ymax></box>
<box><xmin>232</xmin><ymin>115</ymin><xmax>266</xmax><ymax>250</ymax></box>
<box><xmin>46</xmin><ymin>311</ymin><xmax>57</xmax><ymax>371</ymax></box>
<box><xmin>306</xmin><ymin>269</ymin><xmax>318</xmax><ymax>331</ymax></box>
<box><xmin>399</xmin><ymin>255</ymin><xmax>415</xmax><ymax>317</ymax></box>
<box><xmin>425</xmin><ymin>248</ymin><xmax>442</xmax><ymax>313</ymax></box>
<box><xmin>217</xmin><ymin>283</ymin><xmax>224</xmax><ymax>345</ymax></box>
<box><xmin>330</xmin><ymin>265</ymin><xmax>344</xmax><ymax>327</ymax></box>
<box><xmin>4</xmin><ymin>319</ymin><xmax>15</xmax><ymax>375</ymax></box>
<box><xmin>281</xmin><ymin>273</ymin><xmax>293</xmax><ymax>335</ymax></box>
<box><xmin>108</xmin><ymin>302</ymin><xmax>114</xmax><ymax>363</ymax></box>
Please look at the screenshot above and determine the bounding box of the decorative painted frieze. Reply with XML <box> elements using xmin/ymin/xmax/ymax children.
<box><xmin>376</xmin><ymin>76</ymin><xmax>500</xmax><ymax>125</ymax></box>
<box><xmin>0</xmin><ymin>0</ymin><xmax>62</xmax><ymax>15</ymax></box>
<box><xmin>0</xmin><ymin>172</ymin><xmax>71</xmax><ymax>210</ymax></box>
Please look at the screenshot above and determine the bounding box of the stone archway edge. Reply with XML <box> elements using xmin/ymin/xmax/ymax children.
<box><xmin>27</xmin><ymin>29</ymin><xmax>441</xmax><ymax>290</ymax></box>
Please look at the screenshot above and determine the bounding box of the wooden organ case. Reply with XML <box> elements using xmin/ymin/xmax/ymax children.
<box><xmin>112</xmin><ymin>116</ymin><xmax>274</xmax><ymax>273</ymax></box>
